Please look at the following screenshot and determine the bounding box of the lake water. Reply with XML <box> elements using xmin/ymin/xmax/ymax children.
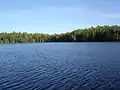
<box><xmin>0</xmin><ymin>43</ymin><xmax>120</xmax><ymax>90</ymax></box>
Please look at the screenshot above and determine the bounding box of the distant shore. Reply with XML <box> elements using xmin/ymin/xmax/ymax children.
<box><xmin>0</xmin><ymin>25</ymin><xmax>120</xmax><ymax>44</ymax></box>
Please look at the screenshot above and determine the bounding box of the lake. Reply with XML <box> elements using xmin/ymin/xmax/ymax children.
<box><xmin>0</xmin><ymin>43</ymin><xmax>120</xmax><ymax>90</ymax></box>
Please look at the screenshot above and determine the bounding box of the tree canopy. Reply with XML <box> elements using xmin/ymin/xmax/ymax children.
<box><xmin>0</xmin><ymin>25</ymin><xmax>120</xmax><ymax>44</ymax></box>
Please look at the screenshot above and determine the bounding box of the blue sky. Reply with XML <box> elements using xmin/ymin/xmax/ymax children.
<box><xmin>0</xmin><ymin>0</ymin><xmax>120</xmax><ymax>34</ymax></box>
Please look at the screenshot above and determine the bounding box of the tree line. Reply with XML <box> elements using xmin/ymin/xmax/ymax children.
<box><xmin>0</xmin><ymin>25</ymin><xmax>120</xmax><ymax>44</ymax></box>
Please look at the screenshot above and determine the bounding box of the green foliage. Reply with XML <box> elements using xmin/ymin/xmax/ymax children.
<box><xmin>0</xmin><ymin>25</ymin><xmax>120</xmax><ymax>44</ymax></box>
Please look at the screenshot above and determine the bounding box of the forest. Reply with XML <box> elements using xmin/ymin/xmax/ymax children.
<box><xmin>0</xmin><ymin>25</ymin><xmax>120</xmax><ymax>44</ymax></box>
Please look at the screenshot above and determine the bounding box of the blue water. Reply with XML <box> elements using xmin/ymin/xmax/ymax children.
<box><xmin>0</xmin><ymin>43</ymin><xmax>120</xmax><ymax>90</ymax></box>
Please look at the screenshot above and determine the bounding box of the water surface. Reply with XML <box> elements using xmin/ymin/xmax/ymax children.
<box><xmin>0</xmin><ymin>43</ymin><xmax>120</xmax><ymax>90</ymax></box>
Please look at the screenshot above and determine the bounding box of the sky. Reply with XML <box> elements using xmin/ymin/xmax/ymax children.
<box><xmin>0</xmin><ymin>0</ymin><xmax>120</xmax><ymax>34</ymax></box>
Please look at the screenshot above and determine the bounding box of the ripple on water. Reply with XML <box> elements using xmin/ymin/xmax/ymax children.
<box><xmin>0</xmin><ymin>43</ymin><xmax>120</xmax><ymax>89</ymax></box>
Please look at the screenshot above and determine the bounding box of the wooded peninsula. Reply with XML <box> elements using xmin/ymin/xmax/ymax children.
<box><xmin>1</xmin><ymin>25</ymin><xmax>120</xmax><ymax>44</ymax></box>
